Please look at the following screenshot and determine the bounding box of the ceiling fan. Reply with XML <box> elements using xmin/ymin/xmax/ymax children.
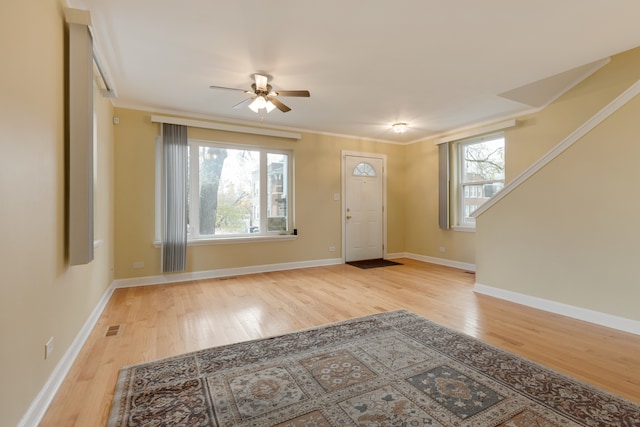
<box><xmin>209</xmin><ymin>73</ymin><xmax>310</xmax><ymax>113</ymax></box>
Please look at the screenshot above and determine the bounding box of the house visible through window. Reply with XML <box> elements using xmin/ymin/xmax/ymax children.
<box><xmin>458</xmin><ymin>134</ymin><xmax>504</xmax><ymax>226</ymax></box>
<box><xmin>187</xmin><ymin>141</ymin><xmax>292</xmax><ymax>239</ymax></box>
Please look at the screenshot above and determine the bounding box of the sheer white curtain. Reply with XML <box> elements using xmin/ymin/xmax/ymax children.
<box><xmin>161</xmin><ymin>123</ymin><xmax>188</xmax><ymax>272</ymax></box>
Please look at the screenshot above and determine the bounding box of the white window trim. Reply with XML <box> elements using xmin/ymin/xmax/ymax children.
<box><xmin>452</xmin><ymin>225</ymin><xmax>476</xmax><ymax>233</ymax></box>
<box><xmin>155</xmin><ymin>138</ymin><xmax>295</xmax><ymax>245</ymax></box>
<box><xmin>455</xmin><ymin>133</ymin><xmax>505</xmax><ymax>230</ymax></box>
<box><xmin>152</xmin><ymin>234</ymin><xmax>297</xmax><ymax>248</ymax></box>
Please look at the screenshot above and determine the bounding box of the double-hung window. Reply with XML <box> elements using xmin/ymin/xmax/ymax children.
<box><xmin>457</xmin><ymin>134</ymin><xmax>505</xmax><ymax>226</ymax></box>
<box><xmin>187</xmin><ymin>140</ymin><xmax>292</xmax><ymax>240</ymax></box>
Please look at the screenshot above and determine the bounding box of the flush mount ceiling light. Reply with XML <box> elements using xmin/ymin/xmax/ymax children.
<box><xmin>392</xmin><ymin>122</ymin><xmax>408</xmax><ymax>133</ymax></box>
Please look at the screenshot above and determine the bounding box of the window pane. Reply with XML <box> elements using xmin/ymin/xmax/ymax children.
<box><xmin>462</xmin><ymin>137</ymin><xmax>504</xmax><ymax>183</ymax></box>
<box><xmin>353</xmin><ymin>162</ymin><xmax>376</xmax><ymax>176</ymax></box>
<box><xmin>185</xmin><ymin>142</ymin><xmax>292</xmax><ymax>239</ymax></box>
<box><xmin>267</xmin><ymin>153</ymin><xmax>288</xmax><ymax>232</ymax></box>
<box><xmin>459</xmin><ymin>135</ymin><xmax>505</xmax><ymax>226</ymax></box>
<box><xmin>461</xmin><ymin>183</ymin><xmax>504</xmax><ymax>224</ymax></box>
<box><xmin>198</xmin><ymin>146</ymin><xmax>259</xmax><ymax>235</ymax></box>
<box><xmin>462</xmin><ymin>184</ymin><xmax>480</xmax><ymax>224</ymax></box>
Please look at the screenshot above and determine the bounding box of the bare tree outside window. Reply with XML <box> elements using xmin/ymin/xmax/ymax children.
<box><xmin>198</xmin><ymin>147</ymin><xmax>228</xmax><ymax>235</ymax></box>
<box><xmin>462</xmin><ymin>138</ymin><xmax>504</xmax><ymax>182</ymax></box>
<box><xmin>459</xmin><ymin>135</ymin><xmax>505</xmax><ymax>225</ymax></box>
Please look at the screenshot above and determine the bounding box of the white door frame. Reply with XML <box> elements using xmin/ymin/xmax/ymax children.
<box><xmin>341</xmin><ymin>150</ymin><xmax>388</xmax><ymax>262</ymax></box>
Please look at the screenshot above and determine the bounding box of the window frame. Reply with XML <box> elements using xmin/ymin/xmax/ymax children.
<box><xmin>455</xmin><ymin>133</ymin><xmax>505</xmax><ymax>230</ymax></box>
<box><xmin>188</xmin><ymin>139</ymin><xmax>293</xmax><ymax>241</ymax></box>
<box><xmin>155</xmin><ymin>138</ymin><xmax>295</xmax><ymax>246</ymax></box>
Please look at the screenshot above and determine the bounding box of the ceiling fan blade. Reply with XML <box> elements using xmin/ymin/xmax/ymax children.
<box><xmin>275</xmin><ymin>90</ymin><xmax>310</xmax><ymax>97</ymax></box>
<box><xmin>232</xmin><ymin>97</ymin><xmax>254</xmax><ymax>109</ymax></box>
<box><xmin>269</xmin><ymin>97</ymin><xmax>291</xmax><ymax>113</ymax></box>
<box><xmin>254</xmin><ymin>74</ymin><xmax>269</xmax><ymax>91</ymax></box>
<box><xmin>209</xmin><ymin>85</ymin><xmax>250</xmax><ymax>93</ymax></box>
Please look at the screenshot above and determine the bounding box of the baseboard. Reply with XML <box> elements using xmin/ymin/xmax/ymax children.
<box><xmin>18</xmin><ymin>282</ymin><xmax>117</xmax><ymax>427</ymax></box>
<box><xmin>18</xmin><ymin>253</ymin><xmax>471</xmax><ymax>426</ymax></box>
<box><xmin>474</xmin><ymin>283</ymin><xmax>640</xmax><ymax>336</ymax></box>
<box><xmin>115</xmin><ymin>255</ymin><xmax>474</xmax><ymax>289</ymax></box>
<box><xmin>113</xmin><ymin>257</ymin><xmax>344</xmax><ymax>288</ymax></box>
<box><xmin>387</xmin><ymin>252</ymin><xmax>476</xmax><ymax>272</ymax></box>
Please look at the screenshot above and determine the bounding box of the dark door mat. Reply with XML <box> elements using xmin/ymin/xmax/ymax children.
<box><xmin>346</xmin><ymin>258</ymin><xmax>403</xmax><ymax>269</ymax></box>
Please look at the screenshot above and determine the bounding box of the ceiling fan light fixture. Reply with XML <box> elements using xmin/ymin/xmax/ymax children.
<box><xmin>248</xmin><ymin>95</ymin><xmax>267</xmax><ymax>113</ymax></box>
<box><xmin>392</xmin><ymin>122</ymin><xmax>408</xmax><ymax>133</ymax></box>
<box><xmin>265</xmin><ymin>99</ymin><xmax>276</xmax><ymax>113</ymax></box>
<box><xmin>248</xmin><ymin>101</ymin><xmax>260</xmax><ymax>113</ymax></box>
<box><xmin>210</xmin><ymin>73</ymin><xmax>309</xmax><ymax>113</ymax></box>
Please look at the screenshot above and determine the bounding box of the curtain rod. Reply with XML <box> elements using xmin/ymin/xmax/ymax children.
<box><xmin>434</xmin><ymin>119</ymin><xmax>518</xmax><ymax>145</ymax></box>
<box><xmin>151</xmin><ymin>115</ymin><xmax>302</xmax><ymax>140</ymax></box>
<box><xmin>65</xmin><ymin>7</ymin><xmax>116</xmax><ymax>98</ymax></box>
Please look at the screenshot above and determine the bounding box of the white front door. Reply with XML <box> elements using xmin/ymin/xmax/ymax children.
<box><xmin>344</xmin><ymin>155</ymin><xmax>384</xmax><ymax>262</ymax></box>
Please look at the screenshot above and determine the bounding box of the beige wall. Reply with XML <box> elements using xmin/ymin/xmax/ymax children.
<box><xmin>0</xmin><ymin>0</ymin><xmax>114</xmax><ymax>424</ymax></box>
<box><xmin>476</xmin><ymin>48</ymin><xmax>640</xmax><ymax>321</ymax></box>
<box><xmin>403</xmin><ymin>139</ymin><xmax>476</xmax><ymax>264</ymax></box>
<box><xmin>506</xmin><ymin>48</ymin><xmax>640</xmax><ymax>180</ymax></box>
<box><xmin>3</xmin><ymin>1</ymin><xmax>639</xmax><ymax>422</ymax></box>
<box><xmin>113</xmin><ymin>108</ymin><xmax>406</xmax><ymax>278</ymax></box>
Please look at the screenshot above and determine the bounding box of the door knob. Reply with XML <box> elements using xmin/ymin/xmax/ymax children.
<box><xmin>346</xmin><ymin>215</ymin><xmax>352</xmax><ymax>219</ymax></box>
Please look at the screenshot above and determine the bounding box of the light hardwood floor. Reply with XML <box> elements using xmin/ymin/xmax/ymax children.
<box><xmin>40</xmin><ymin>259</ymin><xmax>640</xmax><ymax>426</ymax></box>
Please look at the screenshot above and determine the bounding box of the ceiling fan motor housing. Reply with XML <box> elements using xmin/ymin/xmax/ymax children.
<box><xmin>251</xmin><ymin>83</ymin><xmax>273</xmax><ymax>97</ymax></box>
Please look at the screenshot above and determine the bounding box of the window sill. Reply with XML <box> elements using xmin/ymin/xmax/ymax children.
<box><xmin>452</xmin><ymin>225</ymin><xmax>475</xmax><ymax>233</ymax></box>
<box><xmin>153</xmin><ymin>234</ymin><xmax>297</xmax><ymax>248</ymax></box>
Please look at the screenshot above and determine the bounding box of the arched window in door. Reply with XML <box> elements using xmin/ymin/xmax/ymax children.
<box><xmin>352</xmin><ymin>162</ymin><xmax>377</xmax><ymax>177</ymax></box>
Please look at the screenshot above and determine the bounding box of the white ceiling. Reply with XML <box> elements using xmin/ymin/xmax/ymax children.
<box><xmin>69</xmin><ymin>0</ymin><xmax>640</xmax><ymax>143</ymax></box>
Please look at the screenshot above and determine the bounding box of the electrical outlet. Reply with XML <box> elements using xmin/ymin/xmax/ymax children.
<box><xmin>439</xmin><ymin>246</ymin><xmax>446</xmax><ymax>253</ymax></box>
<box><xmin>45</xmin><ymin>337</ymin><xmax>54</xmax><ymax>359</ymax></box>
<box><xmin>329</xmin><ymin>246</ymin><xmax>336</xmax><ymax>252</ymax></box>
<box><xmin>133</xmin><ymin>261</ymin><xmax>144</xmax><ymax>269</ymax></box>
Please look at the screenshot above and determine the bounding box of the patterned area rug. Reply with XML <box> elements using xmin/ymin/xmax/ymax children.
<box><xmin>108</xmin><ymin>310</ymin><xmax>640</xmax><ymax>426</ymax></box>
